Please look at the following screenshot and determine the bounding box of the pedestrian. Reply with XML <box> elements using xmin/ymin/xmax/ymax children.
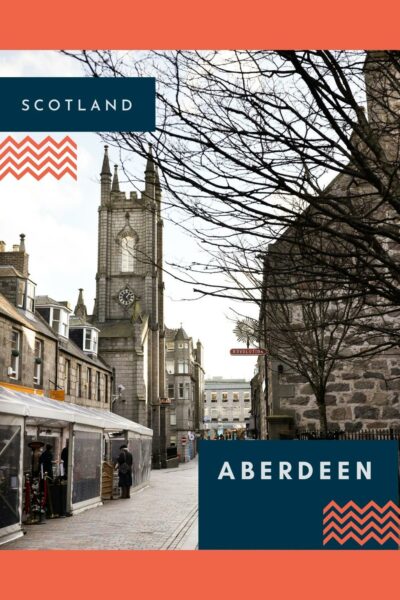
<box><xmin>61</xmin><ymin>439</ymin><xmax>69</xmax><ymax>479</ymax></box>
<box><xmin>39</xmin><ymin>444</ymin><xmax>54</xmax><ymax>480</ymax></box>
<box><xmin>117</xmin><ymin>444</ymin><xmax>133</xmax><ymax>499</ymax></box>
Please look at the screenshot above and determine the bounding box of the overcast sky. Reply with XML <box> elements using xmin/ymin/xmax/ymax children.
<box><xmin>0</xmin><ymin>50</ymin><xmax>257</xmax><ymax>382</ymax></box>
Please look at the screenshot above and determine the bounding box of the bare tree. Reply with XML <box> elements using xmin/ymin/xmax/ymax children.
<box><xmin>62</xmin><ymin>50</ymin><xmax>400</xmax><ymax>322</ymax></box>
<box><xmin>231</xmin><ymin>234</ymin><xmax>396</xmax><ymax>436</ymax></box>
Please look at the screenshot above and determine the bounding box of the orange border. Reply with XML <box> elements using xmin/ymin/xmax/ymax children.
<box><xmin>2</xmin><ymin>2</ymin><xmax>400</xmax><ymax>597</ymax></box>
<box><xmin>2</xmin><ymin>550</ymin><xmax>399</xmax><ymax>598</ymax></box>
<box><xmin>1</xmin><ymin>0</ymin><xmax>400</xmax><ymax>49</ymax></box>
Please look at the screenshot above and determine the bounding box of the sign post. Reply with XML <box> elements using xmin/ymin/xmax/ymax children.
<box><xmin>230</xmin><ymin>348</ymin><xmax>267</xmax><ymax>356</ymax></box>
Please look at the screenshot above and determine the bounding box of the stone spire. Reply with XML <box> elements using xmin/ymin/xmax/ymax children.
<box><xmin>100</xmin><ymin>145</ymin><xmax>111</xmax><ymax>176</ymax></box>
<box><xmin>74</xmin><ymin>288</ymin><xmax>88</xmax><ymax>320</ymax></box>
<box><xmin>144</xmin><ymin>143</ymin><xmax>156</xmax><ymax>200</ymax></box>
<box><xmin>100</xmin><ymin>145</ymin><xmax>112</xmax><ymax>205</ymax></box>
<box><xmin>112</xmin><ymin>164</ymin><xmax>120</xmax><ymax>192</ymax></box>
<box><xmin>145</xmin><ymin>144</ymin><xmax>156</xmax><ymax>179</ymax></box>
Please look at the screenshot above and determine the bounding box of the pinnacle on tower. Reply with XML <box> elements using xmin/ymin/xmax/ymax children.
<box><xmin>112</xmin><ymin>164</ymin><xmax>120</xmax><ymax>192</ymax></box>
<box><xmin>74</xmin><ymin>288</ymin><xmax>88</xmax><ymax>320</ymax></box>
<box><xmin>155</xmin><ymin>164</ymin><xmax>161</xmax><ymax>188</ymax></box>
<box><xmin>100</xmin><ymin>145</ymin><xmax>111</xmax><ymax>176</ymax></box>
<box><xmin>145</xmin><ymin>143</ymin><xmax>156</xmax><ymax>176</ymax></box>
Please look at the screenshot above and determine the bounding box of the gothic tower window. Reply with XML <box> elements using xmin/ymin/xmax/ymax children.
<box><xmin>120</xmin><ymin>235</ymin><xmax>135</xmax><ymax>272</ymax></box>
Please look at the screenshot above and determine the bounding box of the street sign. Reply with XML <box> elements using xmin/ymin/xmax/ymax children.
<box><xmin>230</xmin><ymin>348</ymin><xmax>267</xmax><ymax>356</ymax></box>
<box><xmin>160</xmin><ymin>397</ymin><xmax>171</xmax><ymax>404</ymax></box>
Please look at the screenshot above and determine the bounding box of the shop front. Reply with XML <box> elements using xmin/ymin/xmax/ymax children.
<box><xmin>0</xmin><ymin>385</ymin><xmax>153</xmax><ymax>545</ymax></box>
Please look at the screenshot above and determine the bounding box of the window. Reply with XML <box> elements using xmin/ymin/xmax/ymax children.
<box><xmin>10</xmin><ymin>330</ymin><xmax>20</xmax><ymax>379</ymax></box>
<box><xmin>222</xmin><ymin>407</ymin><xmax>231</xmax><ymax>422</ymax></box>
<box><xmin>96</xmin><ymin>372</ymin><xmax>101</xmax><ymax>402</ymax></box>
<box><xmin>166</xmin><ymin>342</ymin><xmax>174</xmax><ymax>351</ymax></box>
<box><xmin>179</xmin><ymin>383</ymin><xmax>184</xmax><ymax>398</ymax></box>
<box><xmin>26</xmin><ymin>281</ymin><xmax>35</xmax><ymax>312</ymax></box>
<box><xmin>51</xmin><ymin>307</ymin><xmax>69</xmax><ymax>338</ymax></box>
<box><xmin>76</xmin><ymin>364</ymin><xmax>82</xmax><ymax>397</ymax></box>
<box><xmin>105</xmin><ymin>374</ymin><xmax>108</xmax><ymax>404</ymax></box>
<box><xmin>233</xmin><ymin>392</ymin><xmax>239</xmax><ymax>402</ymax></box>
<box><xmin>168</xmin><ymin>383</ymin><xmax>174</xmax><ymax>399</ymax></box>
<box><xmin>121</xmin><ymin>235</ymin><xmax>135</xmax><ymax>272</ymax></box>
<box><xmin>16</xmin><ymin>280</ymin><xmax>25</xmax><ymax>307</ymax></box>
<box><xmin>84</xmin><ymin>329</ymin><xmax>98</xmax><ymax>354</ymax></box>
<box><xmin>177</xmin><ymin>360</ymin><xmax>189</xmax><ymax>374</ymax></box>
<box><xmin>222</xmin><ymin>392</ymin><xmax>228</xmax><ymax>402</ymax></box>
<box><xmin>166</xmin><ymin>360</ymin><xmax>174</xmax><ymax>374</ymax></box>
<box><xmin>88</xmin><ymin>367</ymin><xmax>92</xmax><ymax>399</ymax></box>
<box><xmin>211</xmin><ymin>409</ymin><xmax>219</xmax><ymax>421</ymax></box>
<box><xmin>233</xmin><ymin>407</ymin><xmax>240</xmax><ymax>422</ymax></box>
<box><xmin>244</xmin><ymin>392</ymin><xmax>250</xmax><ymax>402</ymax></box>
<box><xmin>211</xmin><ymin>392</ymin><xmax>217</xmax><ymax>403</ymax></box>
<box><xmin>34</xmin><ymin>339</ymin><xmax>43</xmax><ymax>385</ymax></box>
<box><xmin>65</xmin><ymin>359</ymin><xmax>71</xmax><ymax>395</ymax></box>
<box><xmin>170</xmin><ymin>414</ymin><xmax>177</xmax><ymax>426</ymax></box>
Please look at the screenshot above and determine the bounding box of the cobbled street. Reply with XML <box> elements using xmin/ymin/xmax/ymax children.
<box><xmin>3</xmin><ymin>458</ymin><xmax>198</xmax><ymax>550</ymax></box>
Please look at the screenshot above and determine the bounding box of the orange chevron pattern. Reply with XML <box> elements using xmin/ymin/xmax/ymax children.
<box><xmin>0</xmin><ymin>136</ymin><xmax>77</xmax><ymax>180</ymax></box>
<box><xmin>323</xmin><ymin>500</ymin><xmax>400</xmax><ymax>546</ymax></box>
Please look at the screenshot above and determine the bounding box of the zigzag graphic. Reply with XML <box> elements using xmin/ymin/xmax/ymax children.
<box><xmin>323</xmin><ymin>500</ymin><xmax>400</xmax><ymax>515</ymax></box>
<box><xmin>0</xmin><ymin>136</ymin><xmax>77</xmax><ymax>180</ymax></box>
<box><xmin>323</xmin><ymin>519</ymin><xmax>400</xmax><ymax>536</ymax></box>
<box><xmin>323</xmin><ymin>530</ymin><xmax>400</xmax><ymax>546</ymax></box>
<box><xmin>0</xmin><ymin>135</ymin><xmax>77</xmax><ymax>150</ymax></box>
<box><xmin>0</xmin><ymin>146</ymin><xmax>77</xmax><ymax>161</ymax></box>
<box><xmin>323</xmin><ymin>509</ymin><xmax>400</xmax><ymax>525</ymax></box>
<box><xmin>322</xmin><ymin>500</ymin><xmax>400</xmax><ymax>547</ymax></box>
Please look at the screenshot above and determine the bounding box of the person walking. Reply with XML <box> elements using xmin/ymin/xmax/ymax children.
<box><xmin>117</xmin><ymin>444</ymin><xmax>133</xmax><ymax>499</ymax></box>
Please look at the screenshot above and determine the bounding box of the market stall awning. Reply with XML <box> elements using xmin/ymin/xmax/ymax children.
<box><xmin>0</xmin><ymin>385</ymin><xmax>152</xmax><ymax>436</ymax></box>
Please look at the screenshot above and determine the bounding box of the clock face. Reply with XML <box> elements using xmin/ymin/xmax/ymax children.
<box><xmin>118</xmin><ymin>288</ymin><xmax>135</xmax><ymax>306</ymax></box>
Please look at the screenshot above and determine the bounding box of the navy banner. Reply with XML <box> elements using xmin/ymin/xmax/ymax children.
<box><xmin>0</xmin><ymin>77</ymin><xmax>155</xmax><ymax>132</ymax></box>
<box><xmin>198</xmin><ymin>440</ymin><xmax>400</xmax><ymax>549</ymax></box>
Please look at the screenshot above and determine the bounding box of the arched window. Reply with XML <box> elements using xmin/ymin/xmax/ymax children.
<box><xmin>121</xmin><ymin>235</ymin><xmax>135</xmax><ymax>272</ymax></box>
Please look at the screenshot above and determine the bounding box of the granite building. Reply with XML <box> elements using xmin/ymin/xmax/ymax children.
<box><xmin>165</xmin><ymin>326</ymin><xmax>204</xmax><ymax>460</ymax></box>
<box><xmin>92</xmin><ymin>146</ymin><xmax>168</xmax><ymax>466</ymax></box>
<box><xmin>0</xmin><ymin>237</ymin><xmax>112</xmax><ymax>408</ymax></box>
<box><xmin>252</xmin><ymin>53</ymin><xmax>400</xmax><ymax>438</ymax></box>
<box><xmin>203</xmin><ymin>377</ymin><xmax>251</xmax><ymax>439</ymax></box>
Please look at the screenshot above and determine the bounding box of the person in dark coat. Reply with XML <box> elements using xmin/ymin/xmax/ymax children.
<box><xmin>61</xmin><ymin>439</ymin><xmax>69</xmax><ymax>479</ymax></box>
<box><xmin>39</xmin><ymin>444</ymin><xmax>54</xmax><ymax>480</ymax></box>
<box><xmin>117</xmin><ymin>444</ymin><xmax>133</xmax><ymax>499</ymax></box>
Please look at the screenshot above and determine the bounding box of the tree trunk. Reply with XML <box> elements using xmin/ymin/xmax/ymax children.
<box><xmin>317</xmin><ymin>401</ymin><xmax>328</xmax><ymax>438</ymax></box>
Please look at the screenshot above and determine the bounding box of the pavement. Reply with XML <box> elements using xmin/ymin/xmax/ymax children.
<box><xmin>3</xmin><ymin>457</ymin><xmax>198</xmax><ymax>550</ymax></box>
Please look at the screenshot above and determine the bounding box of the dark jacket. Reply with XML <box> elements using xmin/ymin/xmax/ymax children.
<box><xmin>117</xmin><ymin>449</ymin><xmax>133</xmax><ymax>487</ymax></box>
<box><xmin>39</xmin><ymin>449</ymin><xmax>53</xmax><ymax>479</ymax></box>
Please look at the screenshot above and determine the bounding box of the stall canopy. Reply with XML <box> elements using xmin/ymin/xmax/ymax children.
<box><xmin>0</xmin><ymin>385</ymin><xmax>152</xmax><ymax>436</ymax></box>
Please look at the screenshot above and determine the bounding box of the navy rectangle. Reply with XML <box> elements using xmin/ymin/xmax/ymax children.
<box><xmin>0</xmin><ymin>77</ymin><xmax>155</xmax><ymax>132</ymax></box>
<box><xmin>199</xmin><ymin>440</ymin><xmax>399</xmax><ymax>550</ymax></box>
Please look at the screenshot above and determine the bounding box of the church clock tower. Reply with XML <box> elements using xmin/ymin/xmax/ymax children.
<box><xmin>93</xmin><ymin>145</ymin><xmax>167</xmax><ymax>467</ymax></box>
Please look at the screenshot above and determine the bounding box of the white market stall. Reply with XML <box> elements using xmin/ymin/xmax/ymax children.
<box><xmin>0</xmin><ymin>385</ymin><xmax>152</xmax><ymax>545</ymax></box>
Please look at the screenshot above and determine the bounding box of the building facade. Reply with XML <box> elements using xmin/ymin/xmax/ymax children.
<box><xmin>0</xmin><ymin>236</ymin><xmax>112</xmax><ymax>407</ymax></box>
<box><xmin>92</xmin><ymin>146</ymin><xmax>168</xmax><ymax>466</ymax></box>
<box><xmin>165</xmin><ymin>326</ymin><xmax>204</xmax><ymax>460</ymax></box>
<box><xmin>252</xmin><ymin>54</ymin><xmax>400</xmax><ymax>439</ymax></box>
<box><xmin>203</xmin><ymin>377</ymin><xmax>251</xmax><ymax>439</ymax></box>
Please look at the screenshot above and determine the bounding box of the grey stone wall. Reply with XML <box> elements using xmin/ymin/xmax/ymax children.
<box><xmin>269</xmin><ymin>350</ymin><xmax>400</xmax><ymax>432</ymax></box>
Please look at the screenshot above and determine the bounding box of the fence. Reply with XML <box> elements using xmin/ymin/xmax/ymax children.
<box><xmin>296</xmin><ymin>428</ymin><xmax>400</xmax><ymax>440</ymax></box>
